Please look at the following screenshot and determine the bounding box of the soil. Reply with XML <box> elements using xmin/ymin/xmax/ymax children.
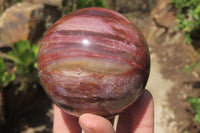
<box><xmin>152</xmin><ymin>41</ymin><xmax>200</xmax><ymax>133</ymax></box>
<box><xmin>135</xmin><ymin>8</ymin><xmax>200</xmax><ymax>132</ymax></box>
<box><xmin>123</xmin><ymin>10</ymin><xmax>200</xmax><ymax>133</ymax></box>
<box><xmin>1</xmin><ymin>88</ymin><xmax>53</xmax><ymax>133</ymax></box>
<box><xmin>1</xmin><ymin>4</ymin><xmax>200</xmax><ymax>133</ymax></box>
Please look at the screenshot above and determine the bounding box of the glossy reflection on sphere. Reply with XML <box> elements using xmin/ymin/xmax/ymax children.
<box><xmin>38</xmin><ymin>7</ymin><xmax>150</xmax><ymax>117</ymax></box>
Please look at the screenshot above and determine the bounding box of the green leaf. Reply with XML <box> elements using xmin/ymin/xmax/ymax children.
<box><xmin>177</xmin><ymin>13</ymin><xmax>185</xmax><ymax>20</ymax></box>
<box><xmin>6</xmin><ymin>52</ymin><xmax>21</xmax><ymax>64</ymax></box>
<box><xmin>195</xmin><ymin>114</ymin><xmax>200</xmax><ymax>123</ymax></box>
<box><xmin>183</xmin><ymin>33</ymin><xmax>193</xmax><ymax>44</ymax></box>
<box><xmin>1</xmin><ymin>39</ymin><xmax>39</xmax><ymax>92</ymax></box>
<box><xmin>189</xmin><ymin>97</ymin><xmax>200</xmax><ymax>123</ymax></box>
<box><xmin>0</xmin><ymin>57</ymin><xmax>15</xmax><ymax>87</ymax></box>
<box><xmin>7</xmin><ymin>40</ymin><xmax>39</xmax><ymax>67</ymax></box>
<box><xmin>0</xmin><ymin>58</ymin><xmax>6</xmax><ymax>72</ymax></box>
<box><xmin>32</xmin><ymin>45</ymin><xmax>40</xmax><ymax>58</ymax></box>
<box><xmin>183</xmin><ymin>65</ymin><xmax>191</xmax><ymax>74</ymax></box>
<box><xmin>171</xmin><ymin>0</ymin><xmax>200</xmax><ymax>43</ymax></box>
<box><xmin>6</xmin><ymin>40</ymin><xmax>40</xmax><ymax>80</ymax></box>
<box><xmin>13</xmin><ymin>40</ymin><xmax>30</xmax><ymax>55</ymax></box>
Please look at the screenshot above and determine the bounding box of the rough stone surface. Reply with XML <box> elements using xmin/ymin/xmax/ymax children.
<box><xmin>152</xmin><ymin>5</ymin><xmax>176</xmax><ymax>28</ymax></box>
<box><xmin>144</xmin><ymin>0</ymin><xmax>182</xmax><ymax>46</ymax></box>
<box><xmin>0</xmin><ymin>2</ymin><xmax>44</xmax><ymax>47</ymax></box>
<box><xmin>151</xmin><ymin>0</ymin><xmax>176</xmax><ymax>27</ymax></box>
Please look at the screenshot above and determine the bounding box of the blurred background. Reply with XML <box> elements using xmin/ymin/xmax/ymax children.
<box><xmin>0</xmin><ymin>0</ymin><xmax>200</xmax><ymax>133</ymax></box>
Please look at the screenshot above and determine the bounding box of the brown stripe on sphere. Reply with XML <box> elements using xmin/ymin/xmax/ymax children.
<box><xmin>40</xmin><ymin>28</ymin><xmax>149</xmax><ymax>71</ymax></box>
<box><xmin>38</xmin><ymin>39</ymin><xmax>146</xmax><ymax>72</ymax></box>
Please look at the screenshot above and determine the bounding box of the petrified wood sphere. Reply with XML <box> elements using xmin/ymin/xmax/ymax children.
<box><xmin>38</xmin><ymin>7</ymin><xmax>150</xmax><ymax>117</ymax></box>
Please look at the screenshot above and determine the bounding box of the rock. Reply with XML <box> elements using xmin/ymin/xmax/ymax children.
<box><xmin>151</xmin><ymin>0</ymin><xmax>176</xmax><ymax>28</ymax></box>
<box><xmin>144</xmin><ymin>0</ymin><xmax>184</xmax><ymax>46</ymax></box>
<box><xmin>0</xmin><ymin>0</ymin><xmax>10</xmax><ymax>14</ymax></box>
<box><xmin>0</xmin><ymin>2</ymin><xmax>44</xmax><ymax>47</ymax></box>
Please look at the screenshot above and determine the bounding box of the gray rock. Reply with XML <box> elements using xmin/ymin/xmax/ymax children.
<box><xmin>144</xmin><ymin>0</ymin><xmax>184</xmax><ymax>46</ymax></box>
<box><xmin>0</xmin><ymin>2</ymin><xmax>44</xmax><ymax>47</ymax></box>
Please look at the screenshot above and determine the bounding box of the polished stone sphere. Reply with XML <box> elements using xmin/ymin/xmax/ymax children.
<box><xmin>38</xmin><ymin>7</ymin><xmax>150</xmax><ymax>117</ymax></box>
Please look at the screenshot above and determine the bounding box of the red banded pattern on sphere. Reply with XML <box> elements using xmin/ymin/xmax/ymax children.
<box><xmin>38</xmin><ymin>7</ymin><xmax>150</xmax><ymax>117</ymax></box>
